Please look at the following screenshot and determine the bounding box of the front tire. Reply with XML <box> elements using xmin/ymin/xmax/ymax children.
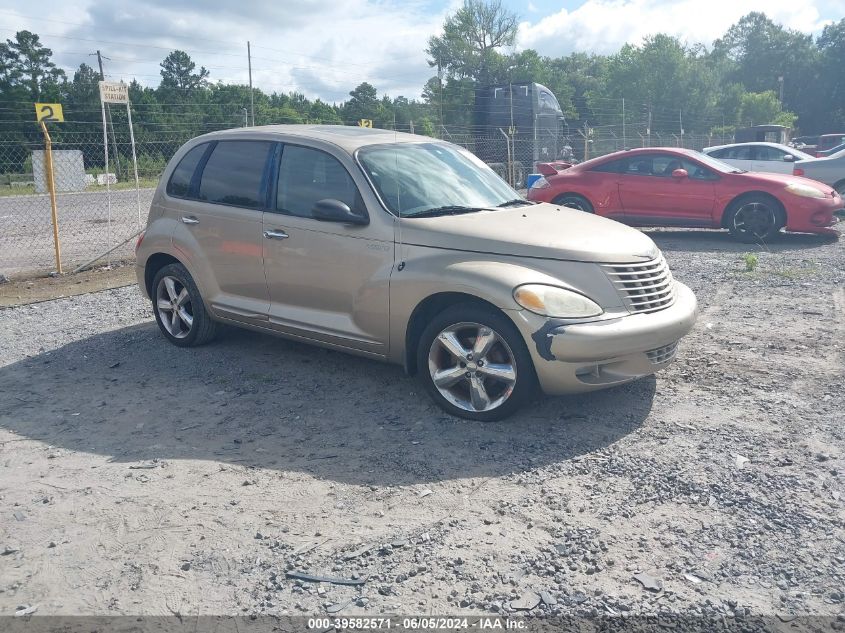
<box><xmin>152</xmin><ymin>263</ymin><xmax>217</xmax><ymax>347</ymax></box>
<box><xmin>553</xmin><ymin>193</ymin><xmax>594</xmax><ymax>213</ymax></box>
<box><xmin>417</xmin><ymin>304</ymin><xmax>538</xmax><ymax>421</ymax></box>
<box><xmin>726</xmin><ymin>195</ymin><xmax>784</xmax><ymax>243</ymax></box>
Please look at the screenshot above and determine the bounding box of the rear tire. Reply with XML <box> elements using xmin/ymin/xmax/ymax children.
<box><xmin>553</xmin><ymin>193</ymin><xmax>594</xmax><ymax>213</ymax></box>
<box><xmin>417</xmin><ymin>304</ymin><xmax>538</xmax><ymax>422</ymax></box>
<box><xmin>152</xmin><ymin>263</ymin><xmax>217</xmax><ymax>347</ymax></box>
<box><xmin>726</xmin><ymin>195</ymin><xmax>784</xmax><ymax>243</ymax></box>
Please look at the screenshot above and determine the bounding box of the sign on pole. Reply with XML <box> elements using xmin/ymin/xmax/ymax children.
<box><xmin>98</xmin><ymin>81</ymin><xmax>129</xmax><ymax>104</ymax></box>
<box><xmin>35</xmin><ymin>103</ymin><xmax>64</xmax><ymax>122</ymax></box>
<box><xmin>358</xmin><ymin>119</ymin><xmax>373</xmax><ymax>128</ymax></box>
<box><xmin>34</xmin><ymin>103</ymin><xmax>63</xmax><ymax>273</ymax></box>
<box><xmin>97</xmin><ymin>80</ymin><xmax>142</xmax><ymax>252</ymax></box>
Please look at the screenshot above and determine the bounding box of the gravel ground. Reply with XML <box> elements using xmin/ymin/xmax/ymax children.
<box><xmin>0</xmin><ymin>229</ymin><xmax>843</xmax><ymax>623</ymax></box>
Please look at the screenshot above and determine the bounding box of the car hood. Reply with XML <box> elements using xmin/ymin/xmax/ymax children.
<box><xmin>735</xmin><ymin>171</ymin><xmax>835</xmax><ymax>193</ymax></box>
<box><xmin>400</xmin><ymin>203</ymin><xmax>660</xmax><ymax>264</ymax></box>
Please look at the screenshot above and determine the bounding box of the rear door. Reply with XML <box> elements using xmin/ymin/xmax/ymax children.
<box><xmin>711</xmin><ymin>146</ymin><xmax>754</xmax><ymax>172</ymax></box>
<box><xmin>617</xmin><ymin>153</ymin><xmax>717</xmax><ymax>224</ymax></box>
<box><xmin>169</xmin><ymin>140</ymin><xmax>273</xmax><ymax>323</ymax></box>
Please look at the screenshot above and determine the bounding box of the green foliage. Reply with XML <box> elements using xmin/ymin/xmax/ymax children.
<box><xmin>743</xmin><ymin>253</ymin><xmax>759</xmax><ymax>272</ymax></box>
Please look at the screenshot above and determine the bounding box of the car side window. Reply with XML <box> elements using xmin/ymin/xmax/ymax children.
<box><xmin>753</xmin><ymin>146</ymin><xmax>786</xmax><ymax>161</ymax></box>
<box><xmin>591</xmin><ymin>159</ymin><xmax>626</xmax><ymax>173</ymax></box>
<box><xmin>197</xmin><ymin>141</ymin><xmax>273</xmax><ymax>209</ymax></box>
<box><xmin>166</xmin><ymin>144</ymin><xmax>208</xmax><ymax>198</ymax></box>
<box><xmin>276</xmin><ymin>145</ymin><xmax>365</xmax><ymax>218</ymax></box>
<box><xmin>725</xmin><ymin>146</ymin><xmax>752</xmax><ymax>160</ymax></box>
<box><xmin>708</xmin><ymin>148</ymin><xmax>727</xmax><ymax>159</ymax></box>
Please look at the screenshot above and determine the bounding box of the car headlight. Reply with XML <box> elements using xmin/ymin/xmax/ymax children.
<box><xmin>785</xmin><ymin>183</ymin><xmax>826</xmax><ymax>198</ymax></box>
<box><xmin>513</xmin><ymin>284</ymin><xmax>603</xmax><ymax>318</ymax></box>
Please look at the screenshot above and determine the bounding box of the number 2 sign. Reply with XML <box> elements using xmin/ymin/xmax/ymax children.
<box><xmin>35</xmin><ymin>103</ymin><xmax>64</xmax><ymax>123</ymax></box>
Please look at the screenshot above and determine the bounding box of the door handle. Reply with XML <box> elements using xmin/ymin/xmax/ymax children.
<box><xmin>263</xmin><ymin>229</ymin><xmax>289</xmax><ymax>240</ymax></box>
<box><xmin>181</xmin><ymin>216</ymin><xmax>199</xmax><ymax>225</ymax></box>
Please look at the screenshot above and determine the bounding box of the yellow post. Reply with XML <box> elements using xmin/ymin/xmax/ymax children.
<box><xmin>40</xmin><ymin>120</ymin><xmax>62</xmax><ymax>274</ymax></box>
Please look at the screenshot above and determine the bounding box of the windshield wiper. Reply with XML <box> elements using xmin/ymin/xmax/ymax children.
<box><xmin>406</xmin><ymin>205</ymin><xmax>488</xmax><ymax>218</ymax></box>
<box><xmin>497</xmin><ymin>198</ymin><xmax>532</xmax><ymax>207</ymax></box>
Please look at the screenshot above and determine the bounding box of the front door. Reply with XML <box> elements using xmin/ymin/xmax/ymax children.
<box><xmin>262</xmin><ymin>143</ymin><xmax>393</xmax><ymax>356</ymax></box>
<box><xmin>617</xmin><ymin>153</ymin><xmax>716</xmax><ymax>225</ymax></box>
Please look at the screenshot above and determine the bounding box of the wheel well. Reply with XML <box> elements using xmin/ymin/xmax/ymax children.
<box><xmin>404</xmin><ymin>292</ymin><xmax>502</xmax><ymax>375</ymax></box>
<box><xmin>552</xmin><ymin>192</ymin><xmax>588</xmax><ymax>204</ymax></box>
<box><xmin>721</xmin><ymin>191</ymin><xmax>785</xmax><ymax>228</ymax></box>
<box><xmin>143</xmin><ymin>253</ymin><xmax>181</xmax><ymax>297</ymax></box>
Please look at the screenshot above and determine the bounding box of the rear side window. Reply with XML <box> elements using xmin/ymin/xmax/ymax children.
<box><xmin>708</xmin><ymin>148</ymin><xmax>728</xmax><ymax>159</ymax></box>
<box><xmin>166</xmin><ymin>144</ymin><xmax>207</xmax><ymax>197</ymax></box>
<box><xmin>198</xmin><ymin>141</ymin><xmax>273</xmax><ymax>209</ymax></box>
<box><xmin>591</xmin><ymin>158</ymin><xmax>626</xmax><ymax>173</ymax></box>
<box><xmin>276</xmin><ymin>145</ymin><xmax>363</xmax><ymax>218</ymax></box>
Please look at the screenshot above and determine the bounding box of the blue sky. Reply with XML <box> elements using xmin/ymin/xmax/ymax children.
<box><xmin>1</xmin><ymin>0</ymin><xmax>843</xmax><ymax>102</ymax></box>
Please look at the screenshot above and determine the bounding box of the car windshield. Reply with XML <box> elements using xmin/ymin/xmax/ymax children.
<box><xmin>357</xmin><ymin>142</ymin><xmax>522</xmax><ymax>217</ymax></box>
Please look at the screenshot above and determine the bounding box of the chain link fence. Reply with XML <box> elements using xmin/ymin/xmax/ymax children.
<box><xmin>0</xmin><ymin>122</ymin><xmax>737</xmax><ymax>280</ymax></box>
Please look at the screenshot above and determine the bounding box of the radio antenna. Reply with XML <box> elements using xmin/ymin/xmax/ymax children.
<box><xmin>394</xmin><ymin>110</ymin><xmax>405</xmax><ymax>272</ymax></box>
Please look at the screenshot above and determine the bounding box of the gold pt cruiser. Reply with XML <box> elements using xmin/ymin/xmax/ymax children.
<box><xmin>136</xmin><ymin>125</ymin><xmax>698</xmax><ymax>421</ymax></box>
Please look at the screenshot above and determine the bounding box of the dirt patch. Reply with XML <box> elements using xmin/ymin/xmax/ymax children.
<box><xmin>0</xmin><ymin>262</ymin><xmax>136</xmax><ymax>307</ymax></box>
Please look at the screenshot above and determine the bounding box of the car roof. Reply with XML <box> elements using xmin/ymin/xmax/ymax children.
<box><xmin>193</xmin><ymin>124</ymin><xmax>435</xmax><ymax>152</ymax></box>
<box><xmin>579</xmin><ymin>147</ymin><xmax>700</xmax><ymax>167</ymax></box>
<box><xmin>702</xmin><ymin>141</ymin><xmax>792</xmax><ymax>152</ymax></box>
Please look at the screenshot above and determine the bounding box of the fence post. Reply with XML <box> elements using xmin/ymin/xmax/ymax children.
<box><xmin>39</xmin><ymin>120</ymin><xmax>62</xmax><ymax>274</ymax></box>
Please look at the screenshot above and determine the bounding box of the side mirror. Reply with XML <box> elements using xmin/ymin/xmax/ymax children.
<box><xmin>311</xmin><ymin>199</ymin><xmax>369</xmax><ymax>226</ymax></box>
<box><xmin>671</xmin><ymin>168</ymin><xmax>688</xmax><ymax>179</ymax></box>
<box><xmin>783</xmin><ymin>154</ymin><xmax>795</xmax><ymax>162</ymax></box>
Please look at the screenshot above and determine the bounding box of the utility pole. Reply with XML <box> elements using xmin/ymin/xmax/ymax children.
<box><xmin>437</xmin><ymin>57</ymin><xmax>443</xmax><ymax>138</ymax></box>
<box><xmin>679</xmin><ymin>109</ymin><xmax>684</xmax><ymax>147</ymax></box>
<box><xmin>92</xmin><ymin>50</ymin><xmax>122</xmax><ymax>179</ymax></box>
<box><xmin>621</xmin><ymin>97</ymin><xmax>626</xmax><ymax>149</ymax></box>
<box><xmin>247</xmin><ymin>41</ymin><xmax>255</xmax><ymax>126</ymax></box>
<box><xmin>778</xmin><ymin>75</ymin><xmax>784</xmax><ymax>107</ymax></box>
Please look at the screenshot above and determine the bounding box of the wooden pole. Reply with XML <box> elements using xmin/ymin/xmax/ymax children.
<box><xmin>40</xmin><ymin>120</ymin><xmax>62</xmax><ymax>274</ymax></box>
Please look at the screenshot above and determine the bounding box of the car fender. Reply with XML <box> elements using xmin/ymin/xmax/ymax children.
<box><xmin>386</xmin><ymin>245</ymin><xmax>620</xmax><ymax>366</ymax></box>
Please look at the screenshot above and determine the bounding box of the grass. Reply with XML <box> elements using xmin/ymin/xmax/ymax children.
<box><xmin>0</xmin><ymin>177</ymin><xmax>160</xmax><ymax>197</ymax></box>
<box><xmin>743</xmin><ymin>253</ymin><xmax>759</xmax><ymax>272</ymax></box>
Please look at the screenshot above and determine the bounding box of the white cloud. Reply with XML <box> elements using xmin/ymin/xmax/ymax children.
<box><xmin>0</xmin><ymin>1</ymin><xmax>446</xmax><ymax>100</ymax></box>
<box><xmin>518</xmin><ymin>0</ymin><xmax>830</xmax><ymax>56</ymax></box>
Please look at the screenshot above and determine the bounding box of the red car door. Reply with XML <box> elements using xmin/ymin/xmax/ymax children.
<box><xmin>617</xmin><ymin>153</ymin><xmax>717</xmax><ymax>225</ymax></box>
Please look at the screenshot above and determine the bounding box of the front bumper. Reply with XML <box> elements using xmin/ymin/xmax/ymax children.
<box><xmin>510</xmin><ymin>282</ymin><xmax>698</xmax><ymax>395</ymax></box>
<box><xmin>785</xmin><ymin>194</ymin><xmax>842</xmax><ymax>236</ymax></box>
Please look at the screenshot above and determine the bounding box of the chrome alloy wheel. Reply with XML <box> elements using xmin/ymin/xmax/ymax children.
<box><xmin>427</xmin><ymin>322</ymin><xmax>517</xmax><ymax>413</ymax></box>
<box><xmin>155</xmin><ymin>275</ymin><xmax>194</xmax><ymax>339</ymax></box>
<box><xmin>732</xmin><ymin>201</ymin><xmax>775</xmax><ymax>238</ymax></box>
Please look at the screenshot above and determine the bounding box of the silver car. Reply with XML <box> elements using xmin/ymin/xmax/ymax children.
<box><xmin>135</xmin><ymin>125</ymin><xmax>698</xmax><ymax>421</ymax></box>
<box><xmin>793</xmin><ymin>148</ymin><xmax>845</xmax><ymax>196</ymax></box>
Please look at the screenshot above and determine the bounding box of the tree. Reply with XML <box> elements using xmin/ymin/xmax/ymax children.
<box><xmin>739</xmin><ymin>91</ymin><xmax>796</xmax><ymax>128</ymax></box>
<box><xmin>815</xmin><ymin>19</ymin><xmax>845</xmax><ymax>132</ymax></box>
<box><xmin>159</xmin><ymin>50</ymin><xmax>209</xmax><ymax>93</ymax></box>
<box><xmin>426</xmin><ymin>0</ymin><xmax>518</xmax><ymax>85</ymax></box>
<box><xmin>714</xmin><ymin>13</ymin><xmax>817</xmax><ymax>129</ymax></box>
<box><xmin>3</xmin><ymin>31</ymin><xmax>64</xmax><ymax>99</ymax></box>
<box><xmin>343</xmin><ymin>82</ymin><xmax>383</xmax><ymax>124</ymax></box>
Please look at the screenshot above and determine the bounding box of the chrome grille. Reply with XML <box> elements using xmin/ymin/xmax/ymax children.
<box><xmin>646</xmin><ymin>341</ymin><xmax>679</xmax><ymax>365</ymax></box>
<box><xmin>602</xmin><ymin>253</ymin><xmax>676</xmax><ymax>314</ymax></box>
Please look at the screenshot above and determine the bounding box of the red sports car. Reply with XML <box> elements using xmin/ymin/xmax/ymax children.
<box><xmin>527</xmin><ymin>148</ymin><xmax>842</xmax><ymax>242</ymax></box>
